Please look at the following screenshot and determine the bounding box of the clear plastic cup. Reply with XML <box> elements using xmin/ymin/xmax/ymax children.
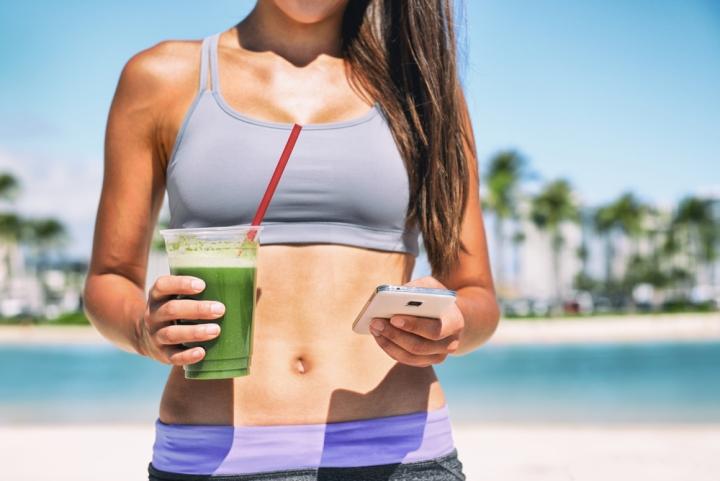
<box><xmin>159</xmin><ymin>225</ymin><xmax>262</xmax><ymax>380</ymax></box>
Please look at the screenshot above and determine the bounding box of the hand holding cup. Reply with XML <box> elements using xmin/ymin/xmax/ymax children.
<box><xmin>137</xmin><ymin>275</ymin><xmax>225</xmax><ymax>366</ymax></box>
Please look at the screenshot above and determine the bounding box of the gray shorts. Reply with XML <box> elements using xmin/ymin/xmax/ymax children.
<box><xmin>147</xmin><ymin>448</ymin><xmax>466</xmax><ymax>481</ymax></box>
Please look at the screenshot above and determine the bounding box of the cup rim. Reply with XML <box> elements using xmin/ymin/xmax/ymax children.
<box><xmin>160</xmin><ymin>224</ymin><xmax>264</xmax><ymax>237</ymax></box>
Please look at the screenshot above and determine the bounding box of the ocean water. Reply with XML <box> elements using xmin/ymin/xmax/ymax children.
<box><xmin>1</xmin><ymin>341</ymin><xmax>719</xmax><ymax>424</ymax></box>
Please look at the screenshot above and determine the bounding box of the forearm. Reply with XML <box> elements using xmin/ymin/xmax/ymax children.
<box><xmin>83</xmin><ymin>273</ymin><xmax>147</xmax><ymax>355</ymax></box>
<box><xmin>451</xmin><ymin>286</ymin><xmax>500</xmax><ymax>355</ymax></box>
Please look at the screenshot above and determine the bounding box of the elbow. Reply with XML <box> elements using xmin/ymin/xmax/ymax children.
<box><xmin>485</xmin><ymin>294</ymin><xmax>501</xmax><ymax>341</ymax></box>
<box><xmin>82</xmin><ymin>275</ymin><xmax>98</xmax><ymax>328</ymax></box>
<box><xmin>82</xmin><ymin>302</ymin><xmax>98</xmax><ymax>332</ymax></box>
<box><xmin>82</xmin><ymin>273</ymin><xmax>111</xmax><ymax>336</ymax></box>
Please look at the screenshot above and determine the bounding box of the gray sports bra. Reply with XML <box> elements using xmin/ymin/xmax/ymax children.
<box><xmin>166</xmin><ymin>32</ymin><xmax>420</xmax><ymax>256</ymax></box>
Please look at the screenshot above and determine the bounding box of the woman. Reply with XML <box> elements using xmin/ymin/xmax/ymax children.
<box><xmin>84</xmin><ymin>0</ymin><xmax>499</xmax><ymax>480</ymax></box>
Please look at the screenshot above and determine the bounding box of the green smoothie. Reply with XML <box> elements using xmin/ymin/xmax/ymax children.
<box><xmin>160</xmin><ymin>225</ymin><xmax>263</xmax><ymax>380</ymax></box>
<box><xmin>171</xmin><ymin>265</ymin><xmax>257</xmax><ymax>380</ymax></box>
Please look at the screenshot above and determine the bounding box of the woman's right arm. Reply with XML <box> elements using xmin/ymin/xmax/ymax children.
<box><xmin>83</xmin><ymin>43</ymin><xmax>224</xmax><ymax>364</ymax></box>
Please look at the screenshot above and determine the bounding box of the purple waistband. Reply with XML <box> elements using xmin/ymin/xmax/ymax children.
<box><xmin>151</xmin><ymin>404</ymin><xmax>456</xmax><ymax>475</ymax></box>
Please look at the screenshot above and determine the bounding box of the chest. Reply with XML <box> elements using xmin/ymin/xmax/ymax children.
<box><xmin>166</xmin><ymin>103</ymin><xmax>412</xmax><ymax>232</ymax></box>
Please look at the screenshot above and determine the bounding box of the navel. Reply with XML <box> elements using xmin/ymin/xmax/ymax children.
<box><xmin>294</xmin><ymin>356</ymin><xmax>308</xmax><ymax>374</ymax></box>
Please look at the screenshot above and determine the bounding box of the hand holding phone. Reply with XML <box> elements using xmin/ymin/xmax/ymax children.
<box><xmin>352</xmin><ymin>284</ymin><xmax>457</xmax><ymax>335</ymax></box>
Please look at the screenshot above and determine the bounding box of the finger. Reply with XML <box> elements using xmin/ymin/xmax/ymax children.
<box><xmin>153</xmin><ymin>299</ymin><xmax>225</xmax><ymax>324</ymax></box>
<box><xmin>403</xmin><ymin>276</ymin><xmax>447</xmax><ymax>289</ymax></box>
<box><xmin>150</xmin><ymin>275</ymin><xmax>206</xmax><ymax>302</ymax></box>
<box><xmin>370</xmin><ymin>319</ymin><xmax>457</xmax><ymax>355</ymax></box>
<box><xmin>390</xmin><ymin>314</ymin><xmax>459</xmax><ymax>341</ymax></box>
<box><xmin>386</xmin><ymin>315</ymin><xmax>451</xmax><ymax>340</ymax></box>
<box><xmin>372</xmin><ymin>332</ymin><xmax>447</xmax><ymax>367</ymax></box>
<box><xmin>163</xmin><ymin>346</ymin><xmax>206</xmax><ymax>366</ymax></box>
<box><xmin>155</xmin><ymin>323</ymin><xmax>221</xmax><ymax>346</ymax></box>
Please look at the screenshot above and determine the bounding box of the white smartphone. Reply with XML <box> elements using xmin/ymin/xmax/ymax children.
<box><xmin>352</xmin><ymin>284</ymin><xmax>457</xmax><ymax>335</ymax></box>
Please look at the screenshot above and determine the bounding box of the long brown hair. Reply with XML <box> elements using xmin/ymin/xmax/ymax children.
<box><xmin>341</xmin><ymin>0</ymin><xmax>475</xmax><ymax>279</ymax></box>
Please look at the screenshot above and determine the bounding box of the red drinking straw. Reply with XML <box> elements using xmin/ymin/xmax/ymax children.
<box><xmin>245</xmin><ymin>123</ymin><xmax>303</xmax><ymax>243</ymax></box>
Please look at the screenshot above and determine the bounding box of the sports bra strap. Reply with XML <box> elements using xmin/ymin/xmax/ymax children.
<box><xmin>198</xmin><ymin>35</ymin><xmax>212</xmax><ymax>93</ymax></box>
<box><xmin>207</xmin><ymin>32</ymin><xmax>222</xmax><ymax>94</ymax></box>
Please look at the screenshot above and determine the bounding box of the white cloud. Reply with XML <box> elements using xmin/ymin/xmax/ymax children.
<box><xmin>696</xmin><ymin>185</ymin><xmax>720</xmax><ymax>200</ymax></box>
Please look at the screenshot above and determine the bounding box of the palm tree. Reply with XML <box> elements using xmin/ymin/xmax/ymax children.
<box><xmin>0</xmin><ymin>213</ymin><xmax>23</xmax><ymax>292</ymax></box>
<box><xmin>610</xmin><ymin>192</ymin><xmax>647</xmax><ymax>255</ymax></box>
<box><xmin>1</xmin><ymin>173</ymin><xmax>22</xmax><ymax>293</ymax></box>
<box><xmin>576</xmin><ymin>206</ymin><xmax>594</xmax><ymax>283</ymax></box>
<box><xmin>628</xmin><ymin>206</ymin><xmax>670</xmax><ymax>292</ymax></box>
<box><xmin>0</xmin><ymin>173</ymin><xmax>19</xmax><ymax>203</ymax></box>
<box><xmin>484</xmin><ymin>150</ymin><xmax>527</xmax><ymax>291</ymax></box>
<box><xmin>22</xmin><ymin>218</ymin><xmax>67</xmax><ymax>270</ymax></box>
<box><xmin>0</xmin><ymin>213</ymin><xmax>22</xmax><ymax>239</ymax></box>
<box><xmin>530</xmin><ymin>179</ymin><xmax>579</xmax><ymax>306</ymax></box>
<box><xmin>593</xmin><ymin>192</ymin><xmax>647</xmax><ymax>285</ymax></box>
<box><xmin>673</xmin><ymin>196</ymin><xmax>718</xmax><ymax>285</ymax></box>
<box><xmin>593</xmin><ymin>204</ymin><xmax>616</xmax><ymax>285</ymax></box>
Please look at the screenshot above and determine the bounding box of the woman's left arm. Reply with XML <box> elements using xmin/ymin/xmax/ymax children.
<box><xmin>370</xmin><ymin>92</ymin><xmax>500</xmax><ymax>364</ymax></box>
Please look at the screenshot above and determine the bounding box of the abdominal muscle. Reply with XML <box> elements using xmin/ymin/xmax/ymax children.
<box><xmin>158</xmin><ymin>243</ymin><xmax>448</xmax><ymax>427</ymax></box>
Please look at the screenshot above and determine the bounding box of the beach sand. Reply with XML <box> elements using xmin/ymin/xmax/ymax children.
<box><xmin>490</xmin><ymin>312</ymin><xmax>720</xmax><ymax>345</ymax></box>
<box><xmin>2</xmin><ymin>312</ymin><xmax>719</xmax><ymax>346</ymax></box>
<box><xmin>2</xmin><ymin>422</ymin><xmax>719</xmax><ymax>480</ymax></box>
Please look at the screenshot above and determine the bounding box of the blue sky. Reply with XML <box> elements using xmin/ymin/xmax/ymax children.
<box><xmin>0</xmin><ymin>0</ymin><xmax>718</xmax><ymax>257</ymax></box>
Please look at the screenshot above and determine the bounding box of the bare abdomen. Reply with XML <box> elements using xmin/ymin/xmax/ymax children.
<box><xmin>158</xmin><ymin>244</ymin><xmax>447</xmax><ymax>426</ymax></box>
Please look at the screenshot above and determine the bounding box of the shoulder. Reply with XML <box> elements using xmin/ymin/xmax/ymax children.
<box><xmin>114</xmin><ymin>39</ymin><xmax>204</xmax><ymax>110</ymax></box>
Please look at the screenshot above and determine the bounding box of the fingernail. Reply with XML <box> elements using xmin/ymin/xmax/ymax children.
<box><xmin>205</xmin><ymin>324</ymin><xmax>220</xmax><ymax>335</ymax></box>
<box><xmin>370</xmin><ymin>328</ymin><xmax>381</xmax><ymax>337</ymax></box>
<box><xmin>370</xmin><ymin>319</ymin><xmax>385</xmax><ymax>331</ymax></box>
<box><xmin>210</xmin><ymin>303</ymin><xmax>225</xmax><ymax>314</ymax></box>
<box><xmin>390</xmin><ymin>317</ymin><xmax>405</xmax><ymax>328</ymax></box>
<box><xmin>448</xmin><ymin>340</ymin><xmax>460</xmax><ymax>351</ymax></box>
<box><xmin>191</xmin><ymin>279</ymin><xmax>205</xmax><ymax>291</ymax></box>
<box><xmin>193</xmin><ymin>349</ymin><xmax>203</xmax><ymax>358</ymax></box>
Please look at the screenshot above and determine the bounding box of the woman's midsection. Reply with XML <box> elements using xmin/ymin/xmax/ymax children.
<box><xmin>159</xmin><ymin>244</ymin><xmax>447</xmax><ymax>426</ymax></box>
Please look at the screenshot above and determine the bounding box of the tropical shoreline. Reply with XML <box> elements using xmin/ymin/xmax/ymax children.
<box><xmin>4</xmin><ymin>314</ymin><xmax>719</xmax><ymax>481</ymax></box>
<box><xmin>1</xmin><ymin>312</ymin><xmax>718</xmax><ymax>346</ymax></box>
